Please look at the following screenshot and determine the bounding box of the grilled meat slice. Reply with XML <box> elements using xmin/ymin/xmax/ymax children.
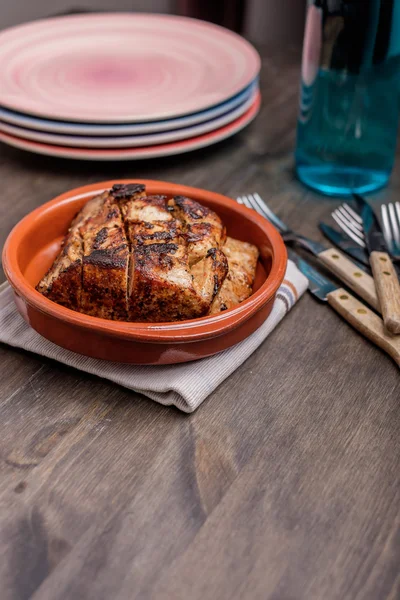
<box><xmin>168</xmin><ymin>196</ymin><xmax>226</xmax><ymax>266</ymax></box>
<box><xmin>130</xmin><ymin>241</ymin><xmax>211</xmax><ymax>322</ymax></box>
<box><xmin>118</xmin><ymin>191</ymin><xmax>170</xmax><ymax>224</ymax></box>
<box><xmin>190</xmin><ymin>248</ymin><xmax>229</xmax><ymax>307</ymax></box>
<box><xmin>114</xmin><ymin>191</ymin><xmax>197</xmax><ymax>321</ymax></box>
<box><xmin>80</xmin><ymin>192</ymin><xmax>130</xmax><ymax>320</ymax></box>
<box><xmin>111</xmin><ymin>183</ymin><xmax>146</xmax><ymax>222</ymax></box>
<box><xmin>130</xmin><ymin>243</ymin><xmax>228</xmax><ymax>323</ymax></box>
<box><xmin>118</xmin><ymin>193</ymin><xmax>176</xmax><ymax>245</ymax></box>
<box><xmin>210</xmin><ymin>237</ymin><xmax>259</xmax><ymax>314</ymax></box>
<box><xmin>36</xmin><ymin>193</ymin><xmax>106</xmax><ymax>311</ymax></box>
<box><xmin>111</xmin><ymin>183</ymin><xmax>146</xmax><ymax>201</ymax></box>
<box><xmin>113</xmin><ymin>188</ymin><xmax>228</xmax><ymax>321</ymax></box>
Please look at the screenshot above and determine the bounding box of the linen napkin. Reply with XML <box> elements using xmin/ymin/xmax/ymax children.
<box><xmin>0</xmin><ymin>261</ymin><xmax>307</xmax><ymax>413</ymax></box>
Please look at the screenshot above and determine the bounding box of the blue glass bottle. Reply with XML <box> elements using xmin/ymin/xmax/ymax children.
<box><xmin>295</xmin><ymin>0</ymin><xmax>400</xmax><ymax>196</ymax></box>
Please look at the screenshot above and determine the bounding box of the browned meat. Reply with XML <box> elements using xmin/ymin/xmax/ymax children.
<box><xmin>111</xmin><ymin>185</ymin><xmax>228</xmax><ymax>322</ymax></box>
<box><xmin>210</xmin><ymin>237</ymin><xmax>259</xmax><ymax>314</ymax></box>
<box><xmin>36</xmin><ymin>193</ymin><xmax>106</xmax><ymax>311</ymax></box>
<box><xmin>37</xmin><ymin>184</ymin><xmax>257</xmax><ymax>322</ymax></box>
<box><xmin>168</xmin><ymin>195</ymin><xmax>226</xmax><ymax>266</ymax></box>
<box><xmin>80</xmin><ymin>192</ymin><xmax>129</xmax><ymax>320</ymax></box>
<box><xmin>129</xmin><ymin>242</ymin><xmax>206</xmax><ymax>322</ymax></box>
<box><xmin>190</xmin><ymin>248</ymin><xmax>229</xmax><ymax>307</ymax></box>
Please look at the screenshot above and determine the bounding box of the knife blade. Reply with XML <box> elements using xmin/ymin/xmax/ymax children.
<box><xmin>319</xmin><ymin>222</ymin><xmax>370</xmax><ymax>270</ymax></box>
<box><xmin>288</xmin><ymin>251</ymin><xmax>337</xmax><ymax>301</ymax></box>
<box><xmin>353</xmin><ymin>193</ymin><xmax>389</xmax><ymax>254</ymax></box>
<box><xmin>289</xmin><ymin>250</ymin><xmax>400</xmax><ymax>366</ymax></box>
<box><xmin>353</xmin><ymin>193</ymin><xmax>400</xmax><ymax>334</ymax></box>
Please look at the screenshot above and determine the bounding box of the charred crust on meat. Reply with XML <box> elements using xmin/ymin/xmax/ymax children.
<box><xmin>136</xmin><ymin>243</ymin><xmax>178</xmax><ymax>256</ymax></box>
<box><xmin>213</xmin><ymin>274</ymin><xmax>220</xmax><ymax>296</ymax></box>
<box><xmin>206</xmin><ymin>248</ymin><xmax>218</xmax><ymax>259</ymax></box>
<box><xmin>187</xmin><ymin>222</ymin><xmax>211</xmax><ymax>242</ymax></box>
<box><xmin>142</xmin><ymin>195</ymin><xmax>168</xmax><ymax>206</ymax></box>
<box><xmin>84</xmin><ymin>249</ymin><xmax>127</xmax><ymax>269</ymax></box>
<box><xmin>36</xmin><ymin>259</ymin><xmax>81</xmax><ymax>294</ymax></box>
<box><xmin>111</xmin><ymin>183</ymin><xmax>146</xmax><ymax>199</ymax></box>
<box><xmin>136</xmin><ymin>230</ymin><xmax>177</xmax><ymax>244</ymax></box>
<box><xmin>106</xmin><ymin>208</ymin><xmax>119</xmax><ymax>220</ymax></box>
<box><xmin>93</xmin><ymin>227</ymin><xmax>108</xmax><ymax>249</ymax></box>
<box><xmin>173</xmin><ymin>195</ymin><xmax>210</xmax><ymax>219</ymax></box>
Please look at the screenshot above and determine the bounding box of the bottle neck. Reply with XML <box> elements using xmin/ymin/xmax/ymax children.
<box><xmin>310</xmin><ymin>0</ymin><xmax>398</xmax><ymax>73</ymax></box>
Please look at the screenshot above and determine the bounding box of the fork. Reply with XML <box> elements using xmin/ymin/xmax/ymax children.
<box><xmin>332</xmin><ymin>202</ymin><xmax>400</xmax><ymax>273</ymax></box>
<box><xmin>381</xmin><ymin>202</ymin><xmax>400</xmax><ymax>261</ymax></box>
<box><xmin>331</xmin><ymin>203</ymin><xmax>366</xmax><ymax>249</ymax></box>
<box><xmin>236</xmin><ymin>193</ymin><xmax>380</xmax><ymax>312</ymax></box>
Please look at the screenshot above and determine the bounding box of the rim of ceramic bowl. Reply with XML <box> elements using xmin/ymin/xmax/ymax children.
<box><xmin>2</xmin><ymin>180</ymin><xmax>287</xmax><ymax>342</ymax></box>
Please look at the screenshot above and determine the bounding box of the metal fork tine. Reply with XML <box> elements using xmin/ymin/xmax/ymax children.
<box><xmin>396</xmin><ymin>202</ymin><xmax>400</xmax><ymax>227</ymax></box>
<box><xmin>388</xmin><ymin>203</ymin><xmax>400</xmax><ymax>247</ymax></box>
<box><xmin>381</xmin><ymin>204</ymin><xmax>393</xmax><ymax>250</ymax></box>
<box><xmin>245</xmin><ymin>193</ymin><xmax>279</xmax><ymax>228</ymax></box>
<box><xmin>237</xmin><ymin>193</ymin><xmax>291</xmax><ymax>234</ymax></box>
<box><xmin>334</xmin><ymin>208</ymin><xmax>366</xmax><ymax>241</ymax></box>
<box><xmin>246</xmin><ymin>194</ymin><xmax>273</xmax><ymax>222</ymax></box>
<box><xmin>332</xmin><ymin>211</ymin><xmax>366</xmax><ymax>248</ymax></box>
<box><xmin>395</xmin><ymin>203</ymin><xmax>400</xmax><ymax>254</ymax></box>
<box><xmin>240</xmin><ymin>195</ymin><xmax>253</xmax><ymax>211</ymax></box>
<box><xmin>395</xmin><ymin>203</ymin><xmax>400</xmax><ymax>251</ymax></box>
<box><xmin>251</xmin><ymin>193</ymin><xmax>289</xmax><ymax>232</ymax></box>
<box><xmin>342</xmin><ymin>203</ymin><xmax>363</xmax><ymax>224</ymax></box>
<box><xmin>341</xmin><ymin>204</ymin><xmax>364</xmax><ymax>231</ymax></box>
<box><xmin>337</xmin><ymin>205</ymin><xmax>364</xmax><ymax>232</ymax></box>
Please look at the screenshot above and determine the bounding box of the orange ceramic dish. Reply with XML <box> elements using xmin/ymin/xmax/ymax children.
<box><xmin>2</xmin><ymin>180</ymin><xmax>287</xmax><ymax>364</ymax></box>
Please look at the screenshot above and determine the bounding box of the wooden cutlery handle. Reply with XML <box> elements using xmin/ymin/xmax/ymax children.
<box><xmin>327</xmin><ymin>288</ymin><xmax>400</xmax><ymax>366</ymax></box>
<box><xmin>318</xmin><ymin>248</ymin><xmax>380</xmax><ymax>312</ymax></box>
<box><xmin>370</xmin><ymin>251</ymin><xmax>400</xmax><ymax>334</ymax></box>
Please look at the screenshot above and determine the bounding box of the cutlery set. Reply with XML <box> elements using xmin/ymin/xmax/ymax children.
<box><xmin>237</xmin><ymin>193</ymin><xmax>400</xmax><ymax>366</ymax></box>
<box><xmin>333</xmin><ymin>195</ymin><xmax>400</xmax><ymax>334</ymax></box>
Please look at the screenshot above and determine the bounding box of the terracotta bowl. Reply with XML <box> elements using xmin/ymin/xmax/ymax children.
<box><xmin>2</xmin><ymin>180</ymin><xmax>287</xmax><ymax>365</ymax></box>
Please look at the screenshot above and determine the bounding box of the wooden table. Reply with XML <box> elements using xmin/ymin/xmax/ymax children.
<box><xmin>1</xmin><ymin>46</ymin><xmax>399</xmax><ymax>600</ymax></box>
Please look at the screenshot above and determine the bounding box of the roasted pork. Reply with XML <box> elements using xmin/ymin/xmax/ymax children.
<box><xmin>210</xmin><ymin>237</ymin><xmax>259</xmax><ymax>314</ymax></box>
<box><xmin>37</xmin><ymin>184</ymin><xmax>257</xmax><ymax>322</ymax></box>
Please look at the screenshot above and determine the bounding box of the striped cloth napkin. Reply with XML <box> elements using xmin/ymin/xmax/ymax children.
<box><xmin>0</xmin><ymin>261</ymin><xmax>307</xmax><ymax>413</ymax></box>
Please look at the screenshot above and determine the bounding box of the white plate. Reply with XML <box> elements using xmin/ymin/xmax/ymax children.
<box><xmin>0</xmin><ymin>93</ymin><xmax>260</xmax><ymax>161</ymax></box>
<box><xmin>0</xmin><ymin>13</ymin><xmax>260</xmax><ymax>123</ymax></box>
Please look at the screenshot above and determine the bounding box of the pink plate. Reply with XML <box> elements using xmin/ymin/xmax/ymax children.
<box><xmin>0</xmin><ymin>13</ymin><xmax>260</xmax><ymax>123</ymax></box>
<box><xmin>0</xmin><ymin>94</ymin><xmax>260</xmax><ymax>161</ymax></box>
<box><xmin>0</xmin><ymin>86</ymin><xmax>258</xmax><ymax>148</ymax></box>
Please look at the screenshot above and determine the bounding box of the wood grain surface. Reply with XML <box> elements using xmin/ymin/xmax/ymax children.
<box><xmin>0</xmin><ymin>46</ymin><xmax>400</xmax><ymax>600</ymax></box>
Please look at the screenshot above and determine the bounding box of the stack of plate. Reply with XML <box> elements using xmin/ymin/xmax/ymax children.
<box><xmin>0</xmin><ymin>13</ymin><xmax>261</xmax><ymax>161</ymax></box>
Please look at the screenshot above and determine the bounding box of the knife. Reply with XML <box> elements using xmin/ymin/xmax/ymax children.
<box><xmin>279</xmin><ymin>231</ymin><xmax>380</xmax><ymax>313</ymax></box>
<box><xmin>290</xmin><ymin>250</ymin><xmax>400</xmax><ymax>366</ymax></box>
<box><xmin>320</xmin><ymin>220</ymin><xmax>400</xmax><ymax>279</ymax></box>
<box><xmin>319</xmin><ymin>222</ymin><xmax>370</xmax><ymax>270</ymax></box>
<box><xmin>353</xmin><ymin>194</ymin><xmax>400</xmax><ymax>334</ymax></box>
